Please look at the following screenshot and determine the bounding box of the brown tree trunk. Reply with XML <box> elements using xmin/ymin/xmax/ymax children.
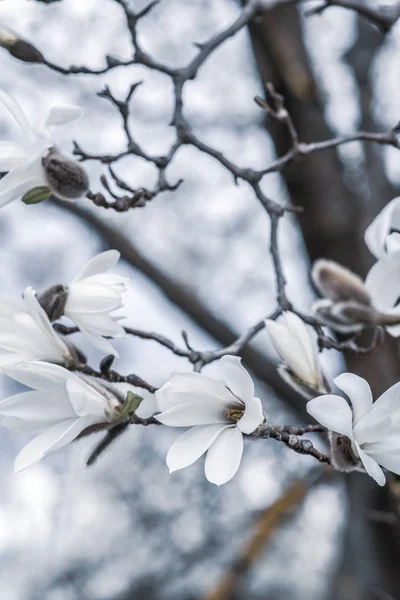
<box><xmin>247</xmin><ymin>6</ymin><xmax>400</xmax><ymax>598</ymax></box>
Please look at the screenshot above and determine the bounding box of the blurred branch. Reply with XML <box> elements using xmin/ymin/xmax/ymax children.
<box><xmin>304</xmin><ymin>0</ymin><xmax>400</xmax><ymax>32</ymax></box>
<box><xmin>204</xmin><ymin>468</ymin><xmax>330</xmax><ymax>600</ymax></box>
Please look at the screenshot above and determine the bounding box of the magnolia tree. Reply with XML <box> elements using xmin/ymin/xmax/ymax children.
<box><xmin>1</xmin><ymin>0</ymin><xmax>400</xmax><ymax>596</ymax></box>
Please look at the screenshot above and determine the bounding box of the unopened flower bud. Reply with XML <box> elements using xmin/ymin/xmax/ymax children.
<box><xmin>42</xmin><ymin>147</ymin><xmax>89</xmax><ymax>200</ymax></box>
<box><xmin>312</xmin><ymin>259</ymin><xmax>371</xmax><ymax>305</ymax></box>
<box><xmin>329</xmin><ymin>431</ymin><xmax>363</xmax><ymax>473</ymax></box>
<box><xmin>0</xmin><ymin>26</ymin><xmax>45</xmax><ymax>64</ymax></box>
<box><xmin>37</xmin><ymin>284</ymin><xmax>68</xmax><ymax>322</ymax></box>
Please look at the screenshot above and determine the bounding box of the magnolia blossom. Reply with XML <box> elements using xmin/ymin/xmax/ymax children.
<box><xmin>0</xmin><ymin>361</ymin><xmax>124</xmax><ymax>472</ymax></box>
<box><xmin>307</xmin><ymin>372</ymin><xmax>400</xmax><ymax>486</ymax></box>
<box><xmin>43</xmin><ymin>250</ymin><xmax>128</xmax><ymax>355</ymax></box>
<box><xmin>155</xmin><ymin>356</ymin><xmax>264</xmax><ymax>485</ymax></box>
<box><xmin>365</xmin><ymin>197</ymin><xmax>400</xmax><ymax>259</ymax></box>
<box><xmin>0</xmin><ymin>89</ymin><xmax>86</xmax><ymax>207</ymax></box>
<box><xmin>0</xmin><ymin>287</ymin><xmax>74</xmax><ymax>367</ymax></box>
<box><xmin>265</xmin><ymin>312</ymin><xmax>328</xmax><ymax>397</ymax></box>
<box><xmin>311</xmin><ymin>259</ymin><xmax>400</xmax><ymax>336</ymax></box>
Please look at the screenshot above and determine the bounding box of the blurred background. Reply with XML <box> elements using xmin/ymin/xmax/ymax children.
<box><xmin>0</xmin><ymin>0</ymin><xmax>399</xmax><ymax>598</ymax></box>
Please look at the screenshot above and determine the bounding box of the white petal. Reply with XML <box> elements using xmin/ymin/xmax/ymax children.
<box><xmin>307</xmin><ymin>395</ymin><xmax>353</xmax><ymax>437</ymax></box>
<box><xmin>334</xmin><ymin>372</ymin><xmax>373</xmax><ymax>425</ymax></box>
<box><xmin>170</xmin><ymin>372</ymin><xmax>233</xmax><ymax>403</ymax></box>
<box><xmin>365</xmin><ymin>197</ymin><xmax>400</xmax><ymax>259</ymax></box>
<box><xmin>355</xmin><ymin>443</ymin><xmax>386</xmax><ymax>486</ymax></box>
<box><xmin>365</xmin><ymin>254</ymin><xmax>400</xmax><ymax>313</ymax></box>
<box><xmin>0</xmin><ymin>141</ymin><xmax>28</xmax><ymax>171</ymax></box>
<box><xmin>156</xmin><ymin>400</ymin><xmax>228</xmax><ymax>427</ymax></box>
<box><xmin>166</xmin><ymin>424</ymin><xmax>229</xmax><ymax>473</ymax></box>
<box><xmin>135</xmin><ymin>392</ymin><xmax>157</xmax><ymax>418</ymax></box>
<box><xmin>43</xmin><ymin>105</ymin><xmax>83</xmax><ymax>127</ymax></box>
<box><xmin>0</xmin><ymin>361</ymin><xmax>71</xmax><ymax>390</ymax></box>
<box><xmin>14</xmin><ymin>414</ymin><xmax>103</xmax><ymax>472</ymax></box>
<box><xmin>282</xmin><ymin>311</ymin><xmax>321</xmax><ymax>385</ymax></box>
<box><xmin>204</xmin><ymin>426</ymin><xmax>243</xmax><ymax>485</ymax></box>
<box><xmin>0</xmin><ymin>168</ymin><xmax>43</xmax><ymax>208</ymax></box>
<box><xmin>0</xmin><ymin>390</ymin><xmax>74</xmax><ymax>420</ymax></box>
<box><xmin>266</xmin><ymin>314</ymin><xmax>321</xmax><ymax>387</ymax></box>
<box><xmin>2</xmin><ymin>416</ymin><xmax>61</xmax><ymax>436</ymax></box>
<box><xmin>65</xmin><ymin>318</ymin><xmax>118</xmax><ymax>356</ymax></box>
<box><xmin>237</xmin><ymin>396</ymin><xmax>264</xmax><ymax>434</ymax></box>
<box><xmin>0</xmin><ymin>89</ymin><xmax>36</xmax><ymax>142</ymax></box>
<box><xmin>374</xmin><ymin>381</ymin><xmax>400</xmax><ymax>412</ymax></box>
<box><xmin>72</xmin><ymin>250</ymin><xmax>121</xmax><ymax>283</ymax></box>
<box><xmin>66</xmin><ymin>312</ymin><xmax>125</xmax><ymax>338</ymax></box>
<box><xmin>386</xmin><ymin>232</ymin><xmax>400</xmax><ymax>254</ymax></box>
<box><xmin>353</xmin><ymin>407</ymin><xmax>391</xmax><ymax>445</ymax></box>
<box><xmin>23</xmin><ymin>287</ymin><xmax>69</xmax><ymax>357</ymax></box>
<box><xmin>368</xmin><ymin>448</ymin><xmax>400</xmax><ymax>475</ymax></box>
<box><xmin>66</xmin><ymin>377</ymin><xmax>108</xmax><ymax>417</ymax></box>
<box><xmin>66</xmin><ymin>283</ymin><xmax>122</xmax><ymax>313</ymax></box>
<box><xmin>219</xmin><ymin>355</ymin><xmax>254</xmax><ymax>401</ymax></box>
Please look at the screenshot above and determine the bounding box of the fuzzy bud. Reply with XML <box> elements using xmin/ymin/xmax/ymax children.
<box><xmin>42</xmin><ymin>147</ymin><xmax>89</xmax><ymax>201</ymax></box>
<box><xmin>0</xmin><ymin>26</ymin><xmax>45</xmax><ymax>64</ymax></box>
<box><xmin>312</xmin><ymin>259</ymin><xmax>371</xmax><ymax>305</ymax></box>
<box><xmin>37</xmin><ymin>284</ymin><xmax>68</xmax><ymax>322</ymax></box>
<box><xmin>329</xmin><ymin>431</ymin><xmax>363</xmax><ymax>473</ymax></box>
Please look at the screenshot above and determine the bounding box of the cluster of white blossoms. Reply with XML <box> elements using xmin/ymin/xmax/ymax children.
<box><xmin>0</xmin><ymin>251</ymin><xmax>131</xmax><ymax>472</ymax></box>
<box><xmin>263</xmin><ymin>200</ymin><xmax>400</xmax><ymax>486</ymax></box>
<box><xmin>1</xmin><ymin>87</ymin><xmax>400</xmax><ymax>489</ymax></box>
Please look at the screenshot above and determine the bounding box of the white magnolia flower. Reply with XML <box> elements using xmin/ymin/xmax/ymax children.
<box><xmin>0</xmin><ymin>89</ymin><xmax>85</xmax><ymax>207</ymax></box>
<box><xmin>155</xmin><ymin>356</ymin><xmax>264</xmax><ymax>486</ymax></box>
<box><xmin>265</xmin><ymin>312</ymin><xmax>328</xmax><ymax>397</ymax></box>
<box><xmin>311</xmin><ymin>259</ymin><xmax>400</xmax><ymax>336</ymax></box>
<box><xmin>307</xmin><ymin>373</ymin><xmax>400</xmax><ymax>486</ymax></box>
<box><xmin>0</xmin><ymin>361</ymin><xmax>123</xmax><ymax>472</ymax></box>
<box><xmin>0</xmin><ymin>287</ymin><xmax>74</xmax><ymax>367</ymax></box>
<box><xmin>365</xmin><ymin>197</ymin><xmax>400</xmax><ymax>259</ymax></box>
<box><xmin>65</xmin><ymin>250</ymin><xmax>128</xmax><ymax>355</ymax></box>
<box><xmin>38</xmin><ymin>250</ymin><xmax>128</xmax><ymax>355</ymax></box>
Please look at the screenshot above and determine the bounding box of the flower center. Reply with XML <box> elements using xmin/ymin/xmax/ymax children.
<box><xmin>226</xmin><ymin>407</ymin><xmax>244</xmax><ymax>423</ymax></box>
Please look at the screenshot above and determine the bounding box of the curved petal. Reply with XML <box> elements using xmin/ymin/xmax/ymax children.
<box><xmin>23</xmin><ymin>288</ymin><xmax>68</xmax><ymax>354</ymax></box>
<box><xmin>0</xmin><ymin>169</ymin><xmax>43</xmax><ymax>208</ymax></box>
<box><xmin>0</xmin><ymin>390</ymin><xmax>73</xmax><ymax>420</ymax></box>
<box><xmin>13</xmin><ymin>414</ymin><xmax>104</xmax><ymax>472</ymax></box>
<box><xmin>168</xmin><ymin>372</ymin><xmax>234</xmax><ymax>405</ymax></box>
<box><xmin>236</xmin><ymin>396</ymin><xmax>264</xmax><ymax>434</ymax></box>
<box><xmin>283</xmin><ymin>311</ymin><xmax>321</xmax><ymax>385</ymax></box>
<box><xmin>66</xmin><ymin>376</ymin><xmax>108</xmax><ymax>417</ymax></box>
<box><xmin>43</xmin><ymin>105</ymin><xmax>83</xmax><ymax>127</ymax></box>
<box><xmin>166</xmin><ymin>424</ymin><xmax>229</xmax><ymax>473</ymax></box>
<box><xmin>374</xmin><ymin>381</ymin><xmax>400</xmax><ymax>412</ymax></box>
<box><xmin>0</xmin><ymin>141</ymin><xmax>28</xmax><ymax>171</ymax></box>
<box><xmin>219</xmin><ymin>355</ymin><xmax>254</xmax><ymax>402</ymax></box>
<box><xmin>386</xmin><ymin>232</ymin><xmax>400</xmax><ymax>254</ymax></box>
<box><xmin>71</xmin><ymin>250</ymin><xmax>121</xmax><ymax>283</ymax></box>
<box><xmin>0</xmin><ymin>361</ymin><xmax>71</xmax><ymax>391</ymax></box>
<box><xmin>156</xmin><ymin>400</ymin><xmax>228</xmax><ymax>427</ymax></box>
<box><xmin>364</xmin><ymin>197</ymin><xmax>400</xmax><ymax>259</ymax></box>
<box><xmin>365</xmin><ymin>254</ymin><xmax>400</xmax><ymax>312</ymax></box>
<box><xmin>204</xmin><ymin>426</ymin><xmax>243</xmax><ymax>485</ymax></box>
<box><xmin>2</xmin><ymin>416</ymin><xmax>62</xmax><ymax>436</ymax></box>
<box><xmin>334</xmin><ymin>372</ymin><xmax>373</xmax><ymax>425</ymax></box>
<box><xmin>67</xmin><ymin>318</ymin><xmax>118</xmax><ymax>356</ymax></box>
<box><xmin>67</xmin><ymin>312</ymin><xmax>125</xmax><ymax>338</ymax></box>
<box><xmin>307</xmin><ymin>395</ymin><xmax>353</xmax><ymax>437</ymax></box>
<box><xmin>353</xmin><ymin>407</ymin><xmax>391</xmax><ymax>445</ymax></box>
<box><xmin>355</xmin><ymin>443</ymin><xmax>386</xmax><ymax>486</ymax></box>
<box><xmin>368</xmin><ymin>448</ymin><xmax>400</xmax><ymax>475</ymax></box>
<box><xmin>66</xmin><ymin>283</ymin><xmax>122</xmax><ymax>313</ymax></box>
<box><xmin>0</xmin><ymin>89</ymin><xmax>36</xmax><ymax>142</ymax></box>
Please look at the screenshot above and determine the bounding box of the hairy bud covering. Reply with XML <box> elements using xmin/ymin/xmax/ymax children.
<box><xmin>37</xmin><ymin>284</ymin><xmax>68</xmax><ymax>322</ymax></box>
<box><xmin>329</xmin><ymin>432</ymin><xmax>363</xmax><ymax>473</ymax></box>
<box><xmin>312</xmin><ymin>259</ymin><xmax>371</xmax><ymax>305</ymax></box>
<box><xmin>42</xmin><ymin>147</ymin><xmax>89</xmax><ymax>200</ymax></box>
<box><xmin>0</xmin><ymin>27</ymin><xmax>44</xmax><ymax>63</ymax></box>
